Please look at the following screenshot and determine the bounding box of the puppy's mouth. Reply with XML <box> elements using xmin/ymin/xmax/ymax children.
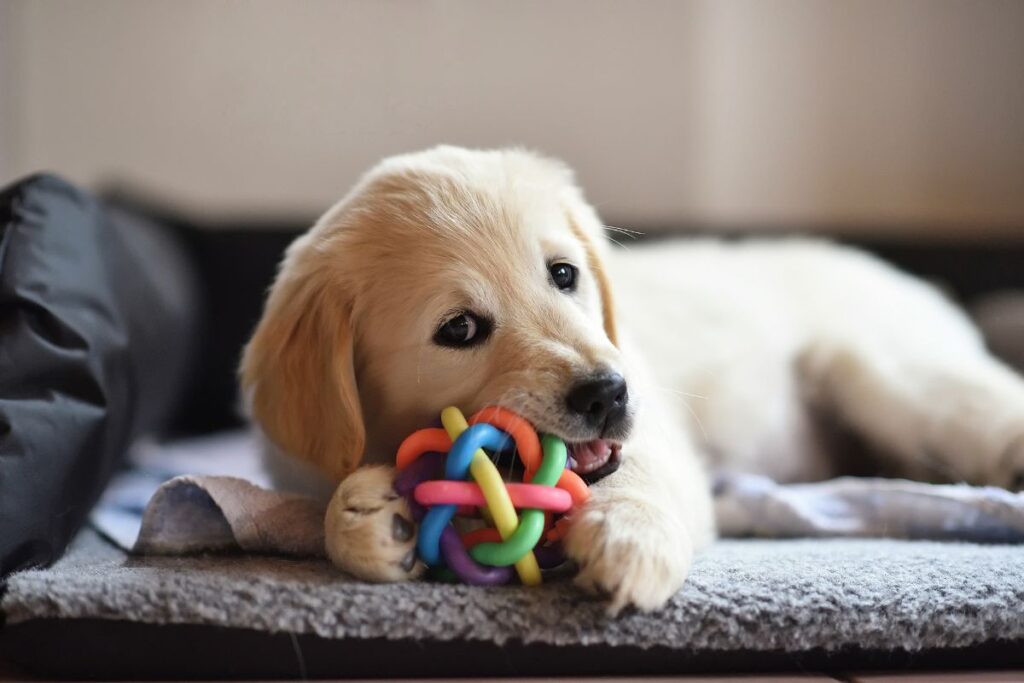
<box><xmin>567</xmin><ymin>439</ymin><xmax>622</xmax><ymax>484</ymax></box>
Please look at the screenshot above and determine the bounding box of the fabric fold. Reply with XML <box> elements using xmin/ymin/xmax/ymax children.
<box><xmin>133</xmin><ymin>475</ymin><xmax>325</xmax><ymax>557</ymax></box>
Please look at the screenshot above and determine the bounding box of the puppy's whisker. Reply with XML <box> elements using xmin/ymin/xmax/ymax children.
<box><xmin>606</xmin><ymin>229</ymin><xmax>639</xmax><ymax>241</ymax></box>
<box><xmin>602</xmin><ymin>225</ymin><xmax>643</xmax><ymax>236</ymax></box>
<box><xmin>654</xmin><ymin>386</ymin><xmax>708</xmax><ymax>400</ymax></box>
<box><xmin>604</xmin><ymin>224</ymin><xmax>643</xmax><ymax>238</ymax></box>
<box><xmin>508</xmin><ymin>445</ymin><xmax>517</xmax><ymax>481</ymax></box>
<box><xmin>607</xmin><ymin>235</ymin><xmax>631</xmax><ymax>252</ymax></box>
<box><xmin>681</xmin><ymin>400</ymin><xmax>709</xmax><ymax>441</ymax></box>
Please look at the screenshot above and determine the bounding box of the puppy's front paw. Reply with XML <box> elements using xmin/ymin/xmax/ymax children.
<box><xmin>324</xmin><ymin>466</ymin><xmax>425</xmax><ymax>581</ymax></box>
<box><xmin>564</xmin><ymin>491</ymin><xmax>693</xmax><ymax>615</ymax></box>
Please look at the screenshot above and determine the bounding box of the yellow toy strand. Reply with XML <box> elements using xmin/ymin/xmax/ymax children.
<box><xmin>440</xmin><ymin>406</ymin><xmax>542</xmax><ymax>585</ymax></box>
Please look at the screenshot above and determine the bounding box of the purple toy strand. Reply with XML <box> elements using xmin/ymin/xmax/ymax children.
<box><xmin>532</xmin><ymin>542</ymin><xmax>566</xmax><ymax>569</ymax></box>
<box><xmin>440</xmin><ymin>526</ymin><xmax>515</xmax><ymax>585</ymax></box>
<box><xmin>394</xmin><ymin>451</ymin><xmax>445</xmax><ymax>522</ymax></box>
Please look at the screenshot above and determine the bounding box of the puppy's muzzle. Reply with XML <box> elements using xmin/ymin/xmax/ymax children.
<box><xmin>565</xmin><ymin>372</ymin><xmax>629</xmax><ymax>434</ymax></box>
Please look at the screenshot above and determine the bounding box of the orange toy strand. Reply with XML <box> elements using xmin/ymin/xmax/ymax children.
<box><xmin>557</xmin><ymin>470</ymin><xmax>590</xmax><ymax>506</ymax></box>
<box><xmin>395</xmin><ymin>427</ymin><xmax>452</xmax><ymax>471</ymax></box>
<box><xmin>469</xmin><ymin>406</ymin><xmax>542</xmax><ymax>479</ymax></box>
<box><xmin>547</xmin><ymin>517</ymin><xmax>573</xmax><ymax>542</ymax></box>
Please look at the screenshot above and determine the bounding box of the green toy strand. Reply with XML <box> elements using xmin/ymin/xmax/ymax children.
<box><xmin>469</xmin><ymin>434</ymin><xmax>567</xmax><ymax>567</ymax></box>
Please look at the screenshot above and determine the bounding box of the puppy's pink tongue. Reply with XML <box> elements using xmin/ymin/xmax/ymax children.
<box><xmin>570</xmin><ymin>439</ymin><xmax>613</xmax><ymax>474</ymax></box>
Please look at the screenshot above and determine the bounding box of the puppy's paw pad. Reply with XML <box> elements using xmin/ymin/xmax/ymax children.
<box><xmin>325</xmin><ymin>466</ymin><xmax>424</xmax><ymax>581</ymax></box>
<box><xmin>392</xmin><ymin>513</ymin><xmax>415</xmax><ymax>541</ymax></box>
<box><xmin>400</xmin><ymin>548</ymin><xmax>417</xmax><ymax>572</ymax></box>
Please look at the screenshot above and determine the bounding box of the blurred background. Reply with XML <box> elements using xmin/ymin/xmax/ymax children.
<box><xmin>2</xmin><ymin>0</ymin><xmax>1023</xmax><ymax>237</ymax></box>
<box><xmin>2</xmin><ymin>0</ymin><xmax>1024</xmax><ymax>434</ymax></box>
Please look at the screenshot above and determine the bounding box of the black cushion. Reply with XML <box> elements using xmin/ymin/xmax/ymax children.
<box><xmin>0</xmin><ymin>174</ymin><xmax>199</xmax><ymax>577</ymax></box>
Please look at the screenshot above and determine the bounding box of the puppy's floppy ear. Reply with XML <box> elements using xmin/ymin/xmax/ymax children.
<box><xmin>570</xmin><ymin>217</ymin><xmax>618</xmax><ymax>347</ymax></box>
<box><xmin>240</xmin><ymin>239</ymin><xmax>365</xmax><ymax>481</ymax></box>
<box><xmin>525</xmin><ymin>149</ymin><xmax>619</xmax><ymax>347</ymax></box>
<box><xmin>565</xmin><ymin>205</ymin><xmax>619</xmax><ymax>348</ymax></box>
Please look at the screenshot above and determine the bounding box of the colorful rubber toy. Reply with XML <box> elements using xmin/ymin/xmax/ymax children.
<box><xmin>392</xmin><ymin>406</ymin><xmax>589</xmax><ymax>585</ymax></box>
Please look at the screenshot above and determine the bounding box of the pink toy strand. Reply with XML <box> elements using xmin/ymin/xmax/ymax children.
<box><xmin>414</xmin><ymin>480</ymin><xmax>573</xmax><ymax>513</ymax></box>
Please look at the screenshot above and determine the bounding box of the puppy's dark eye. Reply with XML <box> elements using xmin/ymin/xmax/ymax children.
<box><xmin>549</xmin><ymin>262</ymin><xmax>578</xmax><ymax>291</ymax></box>
<box><xmin>433</xmin><ymin>312</ymin><xmax>491</xmax><ymax>348</ymax></box>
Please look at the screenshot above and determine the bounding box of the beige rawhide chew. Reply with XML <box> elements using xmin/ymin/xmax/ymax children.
<box><xmin>134</xmin><ymin>475</ymin><xmax>326</xmax><ymax>557</ymax></box>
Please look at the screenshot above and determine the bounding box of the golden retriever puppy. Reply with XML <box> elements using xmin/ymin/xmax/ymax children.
<box><xmin>242</xmin><ymin>146</ymin><xmax>1024</xmax><ymax>613</ymax></box>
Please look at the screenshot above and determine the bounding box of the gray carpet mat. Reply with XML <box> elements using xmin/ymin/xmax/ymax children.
<box><xmin>4</xmin><ymin>529</ymin><xmax>1023</xmax><ymax>654</ymax></box>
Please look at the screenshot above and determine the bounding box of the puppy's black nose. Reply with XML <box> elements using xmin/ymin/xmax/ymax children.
<box><xmin>566</xmin><ymin>373</ymin><xmax>628</xmax><ymax>430</ymax></box>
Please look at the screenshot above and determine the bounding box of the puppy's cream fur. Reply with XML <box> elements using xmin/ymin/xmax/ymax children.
<box><xmin>243</xmin><ymin>146</ymin><xmax>1024</xmax><ymax>612</ymax></box>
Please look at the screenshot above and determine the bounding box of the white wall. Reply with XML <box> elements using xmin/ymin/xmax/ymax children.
<box><xmin>2</xmin><ymin>0</ymin><xmax>1023</xmax><ymax>235</ymax></box>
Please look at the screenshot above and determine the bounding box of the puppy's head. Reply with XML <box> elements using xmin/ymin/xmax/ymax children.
<box><xmin>241</xmin><ymin>146</ymin><xmax>630</xmax><ymax>482</ymax></box>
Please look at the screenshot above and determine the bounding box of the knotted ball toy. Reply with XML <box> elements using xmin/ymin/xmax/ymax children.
<box><xmin>393</xmin><ymin>406</ymin><xmax>589</xmax><ymax>585</ymax></box>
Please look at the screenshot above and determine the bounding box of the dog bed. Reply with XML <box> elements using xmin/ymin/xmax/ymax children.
<box><xmin>3</xmin><ymin>526</ymin><xmax>1024</xmax><ymax>678</ymax></box>
<box><xmin>6</xmin><ymin>429</ymin><xmax>1024</xmax><ymax>678</ymax></box>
